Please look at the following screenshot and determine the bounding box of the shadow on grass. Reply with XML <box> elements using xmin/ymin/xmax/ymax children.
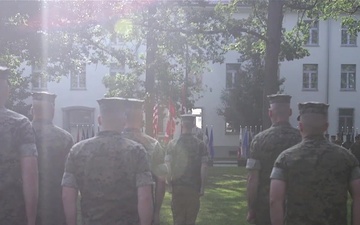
<box><xmin>160</xmin><ymin>167</ymin><xmax>248</xmax><ymax>225</ymax></box>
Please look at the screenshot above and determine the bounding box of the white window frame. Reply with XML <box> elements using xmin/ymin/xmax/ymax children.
<box><xmin>70</xmin><ymin>64</ymin><xmax>86</xmax><ymax>90</ymax></box>
<box><xmin>302</xmin><ymin>64</ymin><xmax>318</xmax><ymax>91</ymax></box>
<box><xmin>341</xmin><ymin>64</ymin><xmax>356</xmax><ymax>91</ymax></box>
<box><xmin>338</xmin><ymin>108</ymin><xmax>354</xmax><ymax>133</ymax></box>
<box><xmin>341</xmin><ymin>24</ymin><xmax>357</xmax><ymax>46</ymax></box>
<box><xmin>31</xmin><ymin>63</ymin><xmax>47</xmax><ymax>90</ymax></box>
<box><xmin>305</xmin><ymin>20</ymin><xmax>319</xmax><ymax>46</ymax></box>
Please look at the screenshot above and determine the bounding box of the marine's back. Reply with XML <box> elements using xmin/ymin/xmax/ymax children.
<box><xmin>275</xmin><ymin>136</ymin><xmax>358</xmax><ymax>225</ymax></box>
<box><xmin>0</xmin><ymin>108</ymin><xmax>37</xmax><ymax>225</ymax></box>
<box><xmin>248</xmin><ymin>122</ymin><xmax>301</xmax><ymax>224</ymax></box>
<box><xmin>66</xmin><ymin>130</ymin><xmax>151</xmax><ymax>225</ymax></box>
<box><xmin>32</xmin><ymin>121</ymin><xmax>73</xmax><ymax>225</ymax></box>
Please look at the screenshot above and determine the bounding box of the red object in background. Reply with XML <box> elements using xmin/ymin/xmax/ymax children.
<box><xmin>152</xmin><ymin>103</ymin><xmax>159</xmax><ymax>138</ymax></box>
<box><xmin>164</xmin><ymin>98</ymin><xmax>176</xmax><ymax>143</ymax></box>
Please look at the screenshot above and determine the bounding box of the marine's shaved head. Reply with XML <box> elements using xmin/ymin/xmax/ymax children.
<box><xmin>268</xmin><ymin>103</ymin><xmax>292</xmax><ymax>124</ymax></box>
<box><xmin>299</xmin><ymin>114</ymin><xmax>328</xmax><ymax>135</ymax></box>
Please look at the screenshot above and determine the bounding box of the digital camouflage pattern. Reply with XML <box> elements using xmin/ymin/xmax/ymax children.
<box><xmin>32</xmin><ymin>121</ymin><xmax>73</xmax><ymax>225</ymax></box>
<box><xmin>272</xmin><ymin>135</ymin><xmax>359</xmax><ymax>225</ymax></box>
<box><xmin>0</xmin><ymin>108</ymin><xmax>37</xmax><ymax>225</ymax></box>
<box><xmin>247</xmin><ymin>122</ymin><xmax>301</xmax><ymax>225</ymax></box>
<box><xmin>122</xmin><ymin>128</ymin><xmax>166</xmax><ymax>177</ymax></box>
<box><xmin>167</xmin><ymin>133</ymin><xmax>208</xmax><ymax>225</ymax></box>
<box><xmin>350</xmin><ymin>141</ymin><xmax>360</xmax><ymax>163</ymax></box>
<box><xmin>167</xmin><ymin>133</ymin><xmax>208</xmax><ymax>192</ymax></box>
<box><xmin>62</xmin><ymin>130</ymin><xmax>153</xmax><ymax>225</ymax></box>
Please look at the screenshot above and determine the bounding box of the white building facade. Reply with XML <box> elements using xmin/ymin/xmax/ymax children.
<box><xmin>21</xmin><ymin>12</ymin><xmax>360</xmax><ymax>158</ymax></box>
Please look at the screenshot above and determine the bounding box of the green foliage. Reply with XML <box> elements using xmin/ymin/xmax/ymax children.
<box><xmin>217</xmin><ymin>0</ymin><xmax>360</xmax><ymax>127</ymax></box>
<box><xmin>218</xmin><ymin>53</ymin><xmax>270</xmax><ymax>128</ymax></box>
<box><xmin>2</xmin><ymin>0</ymin><xmax>360</xmax><ymax>119</ymax></box>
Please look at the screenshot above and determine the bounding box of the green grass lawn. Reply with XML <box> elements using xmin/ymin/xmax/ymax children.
<box><xmin>159</xmin><ymin>166</ymin><xmax>247</xmax><ymax>225</ymax></box>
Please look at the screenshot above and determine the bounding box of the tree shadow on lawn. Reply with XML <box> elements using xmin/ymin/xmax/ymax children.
<box><xmin>196</xmin><ymin>167</ymin><xmax>248</xmax><ymax>225</ymax></box>
<box><xmin>161</xmin><ymin>167</ymin><xmax>249</xmax><ymax>225</ymax></box>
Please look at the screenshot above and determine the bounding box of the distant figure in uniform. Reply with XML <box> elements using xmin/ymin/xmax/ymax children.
<box><xmin>350</xmin><ymin>135</ymin><xmax>360</xmax><ymax>163</ymax></box>
<box><xmin>330</xmin><ymin>135</ymin><xmax>337</xmax><ymax>144</ymax></box>
<box><xmin>334</xmin><ymin>133</ymin><xmax>343</xmax><ymax>145</ymax></box>
<box><xmin>246</xmin><ymin>94</ymin><xmax>301</xmax><ymax>225</ymax></box>
<box><xmin>122</xmin><ymin>98</ymin><xmax>166</xmax><ymax>225</ymax></box>
<box><xmin>0</xmin><ymin>66</ymin><xmax>39</xmax><ymax>225</ymax></box>
<box><xmin>193</xmin><ymin>125</ymin><xmax>205</xmax><ymax>142</ymax></box>
<box><xmin>62</xmin><ymin>97</ymin><xmax>153</xmax><ymax>225</ymax></box>
<box><xmin>166</xmin><ymin>114</ymin><xmax>209</xmax><ymax>225</ymax></box>
<box><xmin>270</xmin><ymin>102</ymin><xmax>360</xmax><ymax>225</ymax></box>
<box><xmin>342</xmin><ymin>134</ymin><xmax>353</xmax><ymax>150</ymax></box>
<box><xmin>31</xmin><ymin>92</ymin><xmax>74</xmax><ymax>225</ymax></box>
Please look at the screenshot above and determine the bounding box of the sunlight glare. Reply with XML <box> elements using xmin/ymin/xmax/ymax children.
<box><xmin>114</xmin><ymin>19</ymin><xmax>133</xmax><ymax>37</ymax></box>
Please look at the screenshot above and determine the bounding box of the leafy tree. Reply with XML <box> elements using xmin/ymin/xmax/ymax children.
<box><xmin>1</xmin><ymin>1</ymin><xmax>230</xmax><ymax>134</ymax></box>
<box><xmin>217</xmin><ymin>0</ymin><xmax>360</xmax><ymax>128</ymax></box>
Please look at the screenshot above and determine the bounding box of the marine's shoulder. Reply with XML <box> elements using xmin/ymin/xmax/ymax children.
<box><xmin>137</xmin><ymin>132</ymin><xmax>155</xmax><ymax>141</ymax></box>
<box><xmin>52</xmin><ymin>125</ymin><xmax>73</xmax><ymax>140</ymax></box>
<box><xmin>251</xmin><ymin>128</ymin><xmax>271</xmax><ymax>142</ymax></box>
<box><xmin>277</xmin><ymin>141</ymin><xmax>304</xmax><ymax>158</ymax></box>
<box><xmin>1</xmin><ymin>108</ymin><xmax>29</xmax><ymax>121</ymax></box>
<box><xmin>121</xmin><ymin>136</ymin><xmax>146</xmax><ymax>150</ymax></box>
<box><xmin>167</xmin><ymin>138</ymin><xmax>179</xmax><ymax>148</ymax></box>
<box><xmin>328</xmin><ymin>142</ymin><xmax>356</xmax><ymax>158</ymax></box>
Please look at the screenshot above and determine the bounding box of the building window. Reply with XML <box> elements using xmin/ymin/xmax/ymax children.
<box><xmin>109</xmin><ymin>62</ymin><xmax>125</xmax><ymax>76</ymax></box>
<box><xmin>305</xmin><ymin>20</ymin><xmax>319</xmax><ymax>46</ymax></box>
<box><xmin>62</xmin><ymin>106</ymin><xmax>95</xmax><ymax>141</ymax></box>
<box><xmin>302</xmin><ymin>64</ymin><xmax>318</xmax><ymax>91</ymax></box>
<box><xmin>338</xmin><ymin>108</ymin><xmax>354</xmax><ymax>133</ymax></box>
<box><xmin>341</xmin><ymin>64</ymin><xmax>356</xmax><ymax>91</ymax></box>
<box><xmin>31</xmin><ymin>63</ymin><xmax>47</xmax><ymax>90</ymax></box>
<box><xmin>70</xmin><ymin>64</ymin><xmax>86</xmax><ymax>90</ymax></box>
<box><xmin>226</xmin><ymin>63</ymin><xmax>241</xmax><ymax>89</ymax></box>
<box><xmin>191</xmin><ymin>108</ymin><xmax>203</xmax><ymax>129</ymax></box>
<box><xmin>341</xmin><ymin>24</ymin><xmax>357</xmax><ymax>46</ymax></box>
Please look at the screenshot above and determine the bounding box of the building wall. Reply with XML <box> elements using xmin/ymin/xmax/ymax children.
<box><xmin>281</xmin><ymin>14</ymin><xmax>360</xmax><ymax>135</ymax></box>
<box><xmin>20</xmin><ymin>12</ymin><xmax>360</xmax><ymax>157</ymax></box>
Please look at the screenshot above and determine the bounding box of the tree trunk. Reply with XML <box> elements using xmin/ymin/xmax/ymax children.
<box><xmin>145</xmin><ymin>4</ymin><xmax>157</xmax><ymax>136</ymax></box>
<box><xmin>262</xmin><ymin>0</ymin><xmax>284</xmax><ymax>128</ymax></box>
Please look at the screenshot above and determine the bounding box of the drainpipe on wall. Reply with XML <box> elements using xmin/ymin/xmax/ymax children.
<box><xmin>326</xmin><ymin>19</ymin><xmax>331</xmax><ymax>104</ymax></box>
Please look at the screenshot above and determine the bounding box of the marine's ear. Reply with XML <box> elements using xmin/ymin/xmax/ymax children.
<box><xmin>98</xmin><ymin>115</ymin><xmax>102</xmax><ymax>126</ymax></box>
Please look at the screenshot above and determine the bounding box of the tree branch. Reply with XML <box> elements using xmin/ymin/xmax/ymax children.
<box><xmin>341</xmin><ymin>5</ymin><xmax>360</xmax><ymax>14</ymax></box>
<box><xmin>285</xmin><ymin>0</ymin><xmax>319</xmax><ymax>10</ymax></box>
<box><xmin>139</xmin><ymin>23</ymin><xmax>268</xmax><ymax>42</ymax></box>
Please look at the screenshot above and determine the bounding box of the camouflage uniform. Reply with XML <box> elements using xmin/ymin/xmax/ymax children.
<box><xmin>0</xmin><ymin>107</ymin><xmax>38</xmax><ymax>225</ymax></box>
<box><xmin>350</xmin><ymin>137</ymin><xmax>360</xmax><ymax>163</ymax></box>
<box><xmin>271</xmin><ymin>136</ymin><xmax>359</xmax><ymax>225</ymax></box>
<box><xmin>246</xmin><ymin>122</ymin><xmax>301</xmax><ymax>225</ymax></box>
<box><xmin>32</xmin><ymin>120</ymin><xmax>73</xmax><ymax>225</ymax></box>
<box><xmin>246</xmin><ymin>94</ymin><xmax>301</xmax><ymax>225</ymax></box>
<box><xmin>122</xmin><ymin>128</ymin><xmax>166</xmax><ymax>178</ymax></box>
<box><xmin>62</xmin><ymin>130</ymin><xmax>153</xmax><ymax>225</ymax></box>
<box><xmin>270</xmin><ymin>102</ymin><xmax>360</xmax><ymax>225</ymax></box>
<box><xmin>167</xmin><ymin>125</ymin><xmax>209</xmax><ymax>225</ymax></box>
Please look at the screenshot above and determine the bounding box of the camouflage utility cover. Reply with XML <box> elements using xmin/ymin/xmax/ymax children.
<box><xmin>246</xmin><ymin>122</ymin><xmax>301</xmax><ymax>225</ymax></box>
<box><xmin>271</xmin><ymin>135</ymin><xmax>360</xmax><ymax>225</ymax></box>
<box><xmin>62</xmin><ymin>130</ymin><xmax>153</xmax><ymax>225</ymax></box>
<box><xmin>167</xmin><ymin>133</ymin><xmax>208</xmax><ymax>191</ymax></box>
<box><xmin>0</xmin><ymin>108</ymin><xmax>37</xmax><ymax>225</ymax></box>
<box><xmin>32</xmin><ymin>121</ymin><xmax>73</xmax><ymax>225</ymax></box>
